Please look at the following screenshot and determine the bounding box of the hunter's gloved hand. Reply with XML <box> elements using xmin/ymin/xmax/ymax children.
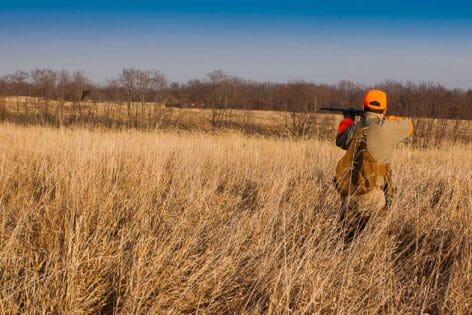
<box><xmin>343</xmin><ymin>112</ymin><xmax>355</xmax><ymax>120</ymax></box>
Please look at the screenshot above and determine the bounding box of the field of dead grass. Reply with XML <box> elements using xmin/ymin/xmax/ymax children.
<box><xmin>0</xmin><ymin>123</ymin><xmax>470</xmax><ymax>313</ymax></box>
<box><xmin>2</xmin><ymin>96</ymin><xmax>471</xmax><ymax>148</ymax></box>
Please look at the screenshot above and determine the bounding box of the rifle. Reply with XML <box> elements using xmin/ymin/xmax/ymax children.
<box><xmin>319</xmin><ymin>107</ymin><xmax>364</xmax><ymax>117</ymax></box>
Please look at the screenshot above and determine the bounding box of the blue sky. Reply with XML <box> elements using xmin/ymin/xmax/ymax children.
<box><xmin>1</xmin><ymin>1</ymin><xmax>472</xmax><ymax>88</ymax></box>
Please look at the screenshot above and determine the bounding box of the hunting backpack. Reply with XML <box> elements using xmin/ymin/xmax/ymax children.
<box><xmin>334</xmin><ymin>126</ymin><xmax>391</xmax><ymax>197</ymax></box>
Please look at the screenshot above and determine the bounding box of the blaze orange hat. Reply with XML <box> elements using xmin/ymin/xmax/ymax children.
<box><xmin>363</xmin><ymin>89</ymin><xmax>387</xmax><ymax>111</ymax></box>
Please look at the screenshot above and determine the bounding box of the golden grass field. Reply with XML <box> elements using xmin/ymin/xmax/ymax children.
<box><xmin>0</xmin><ymin>123</ymin><xmax>471</xmax><ymax>313</ymax></box>
<box><xmin>2</xmin><ymin>96</ymin><xmax>471</xmax><ymax>148</ymax></box>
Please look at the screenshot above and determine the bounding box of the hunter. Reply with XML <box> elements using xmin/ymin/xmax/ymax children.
<box><xmin>335</xmin><ymin>89</ymin><xmax>413</xmax><ymax>242</ymax></box>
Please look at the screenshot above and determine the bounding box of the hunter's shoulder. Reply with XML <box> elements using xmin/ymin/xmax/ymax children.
<box><xmin>380</xmin><ymin>116</ymin><xmax>414</xmax><ymax>136</ymax></box>
<box><xmin>382</xmin><ymin>116</ymin><xmax>413</xmax><ymax>127</ymax></box>
<box><xmin>384</xmin><ymin>115</ymin><xmax>412</xmax><ymax>123</ymax></box>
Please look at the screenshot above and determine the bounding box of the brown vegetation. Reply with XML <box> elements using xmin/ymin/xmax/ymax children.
<box><xmin>0</xmin><ymin>123</ymin><xmax>470</xmax><ymax>313</ymax></box>
<box><xmin>1</xmin><ymin>96</ymin><xmax>471</xmax><ymax>149</ymax></box>
<box><xmin>1</xmin><ymin>68</ymin><xmax>471</xmax><ymax>120</ymax></box>
<box><xmin>1</xmin><ymin>68</ymin><xmax>471</xmax><ymax>149</ymax></box>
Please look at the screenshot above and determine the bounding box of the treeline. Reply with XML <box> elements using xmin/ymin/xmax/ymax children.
<box><xmin>0</xmin><ymin>68</ymin><xmax>471</xmax><ymax>120</ymax></box>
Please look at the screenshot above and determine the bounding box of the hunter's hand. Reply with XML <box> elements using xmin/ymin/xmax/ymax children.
<box><xmin>343</xmin><ymin>112</ymin><xmax>356</xmax><ymax>120</ymax></box>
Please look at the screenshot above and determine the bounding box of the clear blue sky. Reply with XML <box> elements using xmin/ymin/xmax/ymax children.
<box><xmin>1</xmin><ymin>0</ymin><xmax>472</xmax><ymax>88</ymax></box>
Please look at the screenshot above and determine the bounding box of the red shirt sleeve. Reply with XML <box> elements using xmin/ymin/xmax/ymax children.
<box><xmin>337</xmin><ymin>118</ymin><xmax>354</xmax><ymax>134</ymax></box>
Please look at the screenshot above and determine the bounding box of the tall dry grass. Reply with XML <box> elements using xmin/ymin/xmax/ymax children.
<box><xmin>3</xmin><ymin>96</ymin><xmax>471</xmax><ymax>148</ymax></box>
<box><xmin>0</xmin><ymin>123</ymin><xmax>470</xmax><ymax>314</ymax></box>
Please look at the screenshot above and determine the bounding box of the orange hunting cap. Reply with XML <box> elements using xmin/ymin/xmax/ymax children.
<box><xmin>363</xmin><ymin>89</ymin><xmax>387</xmax><ymax>111</ymax></box>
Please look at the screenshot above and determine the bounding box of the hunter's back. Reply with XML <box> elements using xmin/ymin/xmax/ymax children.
<box><xmin>363</xmin><ymin>112</ymin><xmax>413</xmax><ymax>164</ymax></box>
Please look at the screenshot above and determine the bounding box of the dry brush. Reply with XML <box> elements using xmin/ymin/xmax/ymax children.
<box><xmin>0</xmin><ymin>123</ymin><xmax>470</xmax><ymax>313</ymax></box>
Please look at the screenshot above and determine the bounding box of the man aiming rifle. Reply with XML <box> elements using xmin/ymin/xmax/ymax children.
<box><xmin>323</xmin><ymin>90</ymin><xmax>414</xmax><ymax>243</ymax></box>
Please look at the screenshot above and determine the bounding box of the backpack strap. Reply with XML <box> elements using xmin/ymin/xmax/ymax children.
<box><xmin>350</xmin><ymin>127</ymin><xmax>368</xmax><ymax>189</ymax></box>
<box><xmin>376</xmin><ymin>163</ymin><xmax>389</xmax><ymax>178</ymax></box>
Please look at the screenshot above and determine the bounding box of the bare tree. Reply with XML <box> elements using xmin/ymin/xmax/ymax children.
<box><xmin>150</xmin><ymin>70</ymin><xmax>169</xmax><ymax>128</ymax></box>
<box><xmin>206</xmin><ymin>70</ymin><xmax>239</xmax><ymax>129</ymax></box>
<box><xmin>0</xmin><ymin>94</ymin><xmax>5</xmax><ymax>121</ymax></box>
<box><xmin>278</xmin><ymin>81</ymin><xmax>318</xmax><ymax>137</ymax></box>
<box><xmin>30</xmin><ymin>68</ymin><xmax>57</xmax><ymax>99</ymax></box>
<box><xmin>119</xmin><ymin>68</ymin><xmax>140</xmax><ymax>126</ymax></box>
<box><xmin>151</xmin><ymin>70</ymin><xmax>168</xmax><ymax>101</ymax></box>
<box><xmin>7</xmin><ymin>71</ymin><xmax>29</xmax><ymax>113</ymax></box>
<box><xmin>30</xmin><ymin>68</ymin><xmax>58</xmax><ymax>122</ymax></box>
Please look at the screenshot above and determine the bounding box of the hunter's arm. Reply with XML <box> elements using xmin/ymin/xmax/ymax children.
<box><xmin>336</xmin><ymin>117</ymin><xmax>356</xmax><ymax>150</ymax></box>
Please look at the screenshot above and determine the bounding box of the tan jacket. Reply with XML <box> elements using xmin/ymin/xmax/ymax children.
<box><xmin>336</xmin><ymin>112</ymin><xmax>413</xmax><ymax>164</ymax></box>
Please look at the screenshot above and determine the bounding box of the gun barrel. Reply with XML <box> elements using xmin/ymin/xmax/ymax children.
<box><xmin>319</xmin><ymin>107</ymin><xmax>344</xmax><ymax>112</ymax></box>
<box><xmin>318</xmin><ymin>107</ymin><xmax>364</xmax><ymax>116</ymax></box>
